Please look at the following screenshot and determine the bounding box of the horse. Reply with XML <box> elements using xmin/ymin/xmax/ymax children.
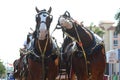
<box><xmin>56</xmin><ymin>11</ymin><xmax>106</xmax><ymax>80</ymax></box>
<box><xmin>13</xmin><ymin>32</ymin><xmax>34</xmax><ymax>80</ymax></box>
<box><xmin>13</xmin><ymin>59</ymin><xmax>20</xmax><ymax>79</ymax></box>
<box><xmin>13</xmin><ymin>48</ymin><xmax>28</xmax><ymax>80</ymax></box>
<box><xmin>21</xmin><ymin>7</ymin><xmax>59</xmax><ymax>80</ymax></box>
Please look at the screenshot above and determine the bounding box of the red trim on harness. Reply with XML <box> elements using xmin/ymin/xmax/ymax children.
<box><xmin>78</xmin><ymin>42</ymin><xmax>83</xmax><ymax>47</ymax></box>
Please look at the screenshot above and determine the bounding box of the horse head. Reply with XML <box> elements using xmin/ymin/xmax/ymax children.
<box><xmin>56</xmin><ymin>11</ymin><xmax>96</xmax><ymax>49</ymax></box>
<box><xmin>35</xmin><ymin>7</ymin><xmax>53</xmax><ymax>40</ymax></box>
<box><xmin>57</xmin><ymin>11</ymin><xmax>74</xmax><ymax>30</ymax></box>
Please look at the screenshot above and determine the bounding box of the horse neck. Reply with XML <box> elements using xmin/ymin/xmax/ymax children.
<box><xmin>66</xmin><ymin>23</ymin><xmax>94</xmax><ymax>49</ymax></box>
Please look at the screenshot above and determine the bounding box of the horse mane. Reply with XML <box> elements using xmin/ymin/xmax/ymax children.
<box><xmin>73</xmin><ymin>20</ymin><xmax>84</xmax><ymax>27</ymax></box>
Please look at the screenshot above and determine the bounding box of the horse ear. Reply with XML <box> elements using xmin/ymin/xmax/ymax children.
<box><xmin>48</xmin><ymin>7</ymin><xmax>52</xmax><ymax>14</ymax></box>
<box><xmin>35</xmin><ymin>7</ymin><xmax>40</xmax><ymax>13</ymax></box>
<box><xmin>64</xmin><ymin>11</ymin><xmax>70</xmax><ymax>17</ymax></box>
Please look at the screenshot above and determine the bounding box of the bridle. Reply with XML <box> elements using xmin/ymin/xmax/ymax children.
<box><xmin>36</xmin><ymin>10</ymin><xmax>52</xmax><ymax>24</ymax></box>
<box><xmin>35</xmin><ymin>7</ymin><xmax>53</xmax><ymax>40</ymax></box>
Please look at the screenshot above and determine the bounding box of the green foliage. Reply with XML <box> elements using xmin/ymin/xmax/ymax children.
<box><xmin>114</xmin><ymin>8</ymin><xmax>120</xmax><ymax>34</ymax></box>
<box><xmin>89</xmin><ymin>23</ymin><xmax>105</xmax><ymax>37</ymax></box>
<box><xmin>115</xmin><ymin>8</ymin><xmax>120</xmax><ymax>21</ymax></box>
<box><xmin>115</xmin><ymin>21</ymin><xmax>120</xmax><ymax>34</ymax></box>
<box><xmin>0</xmin><ymin>62</ymin><xmax>6</xmax><ymax>77</ymax></box>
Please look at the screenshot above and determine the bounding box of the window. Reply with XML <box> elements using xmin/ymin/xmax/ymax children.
<box><xmin>118</xmin><ymin>49</ymin><xmax>120</xmax><ymax>60</ymax></box>
<box><xmin>113</xmin><ymin>40</ymin><xmax>118</xmax><ymax>46</ymax></box>
<box><xmin>113</xmin><ymin>32</ymin><xmax>118</xmax><ymax>38</ymax></box>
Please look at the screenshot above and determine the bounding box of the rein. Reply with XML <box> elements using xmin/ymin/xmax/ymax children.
<box><xmin>37</xmin><ymin>34</ymin><xmax>49</xmax><ymax>80</ymax></box>
<box><xmin>37</xmin><ymin>36</ymin><xmax>49</xmax><ymax>55</ymax></box>
<box><xmin>62</xmin><ymin>22</ymin><xmax>90</xmax><ymax>79</ymax></box>
<box><xmin>73</xmin><ymin>23</ymin><xmax>90</xmax><ymax>79</ymax></box>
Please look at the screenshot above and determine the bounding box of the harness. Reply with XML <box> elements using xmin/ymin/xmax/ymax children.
<box><xmin>25</xmin><ymin>35</ymin><xmax>58</xmax><ymax>79</ymax></box>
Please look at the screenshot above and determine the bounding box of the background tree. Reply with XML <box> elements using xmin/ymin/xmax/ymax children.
<box><xmin>0</xmin><ymin>61</ymin><xmax>6</xmax><ymax>78</ymax></box>
<box><xmin>114</xmin><ymin>8</ymin><xmax>120</xmax><ymax>34</ymax></box>
<box><xmin>89</xmin><ymin>22</ymin><xmax>105</xmax><ymax>37</ymax></box>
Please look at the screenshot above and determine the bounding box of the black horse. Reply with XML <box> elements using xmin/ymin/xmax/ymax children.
<box><xmin>56</xmin><ymin>11</ymin><xmax>106</xmax><ymax>80</ymax></box>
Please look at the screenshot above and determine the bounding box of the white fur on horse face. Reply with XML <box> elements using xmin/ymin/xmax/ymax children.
<box><xmin>59</xmin><ymin>17</ymin><xmax>73</xmax><ymax>29</ymax></box>
<box><xmin>38</xmin><ymin>13</ymin><xmax>48</xmax><ymax>40</ymax></box>
<box><xmin>38</xmin><ymin>23</ymin><xmax>48</xmax><ymax>40</ymax></box>
<box><xmin>40</xmin><ymin>13</ymin><xmax>48</xmax><ymax>22</ymax></box>
<box><xmin>39</xmin><ymin>13</ymin><xmax>48</xmax><ymax>29</ymax></box>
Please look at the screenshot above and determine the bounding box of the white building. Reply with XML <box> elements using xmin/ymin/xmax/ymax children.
<box><xmin>99</xmin><ymin>21</ymin><xmax>120</xmax><ymax>79</ymax></box>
